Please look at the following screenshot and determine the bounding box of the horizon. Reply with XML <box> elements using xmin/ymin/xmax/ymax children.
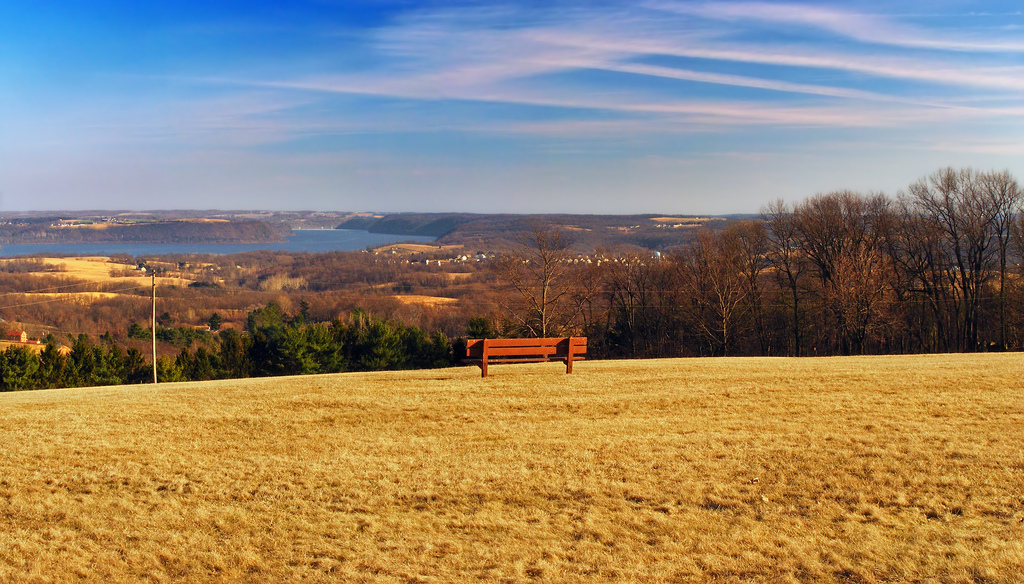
<box><xmin>0</xmin><ymin>209</ymin><xmax>759</xmax><ymax>218</ymax></box>
<box><xmin>2</xmin><ymin>1</ymin><xmax>1022</xmax><ymax>214</ymax></box>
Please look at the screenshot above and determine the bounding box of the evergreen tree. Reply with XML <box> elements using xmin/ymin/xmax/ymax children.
<box><xmin>217</xmin><ymin>328</ymin><xmax>249</xmax><ymax>379</ymax></box>
<box><xmin>467</xmin><ymin>316</ymin><xmax>498</xmax><ymax>339</ymax></box>
<box><xmin>36</xmin><ymin>339</ymin><xmax>67</xmax><ymax>389</ymax></box>
<box><xmin>0</xmin><ymin>346</ymin><xmax>39</xmax><ymax>391</ymax></box>
<box><xmin>123</xmin><ymin>348</ymin><xmax>150</xmax><ymax>384</ymax></box>
<box><xmin>127</xmin><ymin>322</ymin><xmax>148</xmax><ymax>340</ymax></box>
<box><xmin>156</xmin><ymin>356</ymin><xmax>185</xmax><ymax>383</ymax></box>
<box><xmin>67</xmin><ymin>334</ymin><xmax>97</xmax><ymax>387</ymax></box>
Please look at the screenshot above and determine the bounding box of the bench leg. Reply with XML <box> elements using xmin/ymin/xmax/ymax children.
<box><xmin>566</xmin><ymin>350</ymin><xmax>574</xmax><ymax>374</ymax></box>
<box><xmin>481</xmin><ymin>339</ymin><xmax>490</xmax><ymax>377</ymax></box>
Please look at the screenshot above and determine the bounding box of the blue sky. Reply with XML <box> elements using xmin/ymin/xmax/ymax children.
<box><xmin>1</xmin><ymin>1</ymin><xmax>1022</xmax><ymax>214</ymax></box>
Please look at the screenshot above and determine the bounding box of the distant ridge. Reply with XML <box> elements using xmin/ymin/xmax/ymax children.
<box><xmin>336</xmin><ymin>212</ymin><xmax>737</xmax><ymax>250</ymax></box>
<box><xmin>0</xmin><ymin>218</ymin><xmax>283</xmax><ymax>245</ymax></box>
<box><xmin>337</xmin><ymin>213</ymin><xmax>477</xmax><ymax>238</ymax></box>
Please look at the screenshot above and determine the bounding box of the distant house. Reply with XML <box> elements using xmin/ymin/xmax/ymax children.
<box><xmin>6</xmin><ymin>330</ymin><xmax>27</xmax><ymax>343</ymax></box>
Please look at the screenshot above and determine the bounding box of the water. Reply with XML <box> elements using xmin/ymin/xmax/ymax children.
<box><xmin>0</xmin><ymin>229</ymin><xmax>436</xmax><ymax>257</ymax></box>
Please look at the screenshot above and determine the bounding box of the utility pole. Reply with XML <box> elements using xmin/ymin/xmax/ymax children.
<box><xmin>152</xmin><ymin>273</ymin><xmax>158</xmax><ymax>384</ymax></box>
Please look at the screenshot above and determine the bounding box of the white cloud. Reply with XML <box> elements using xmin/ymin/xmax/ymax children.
<box><xmin>197</xmin><ymin>18</ymin><xmax>1023</xmax><ymax>135</ymax></box>
<box><xmin>532</xmin><ymin>30</ymin><xmax>1024</xmax><ymax>92</ymax></box>
<box><xmin>651</xmin><ymin>1</ymin><xmax>1024</xmax><ymax>52</ymax></box>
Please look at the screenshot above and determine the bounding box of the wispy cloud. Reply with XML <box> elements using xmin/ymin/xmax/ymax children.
<box><xmin>925</xmin><ymin>140</ymin><xmax>1024</xmax><ymax>156</ymax></box>
<box><xmin>651</xmin><ymin>1</ymin><xmax>1024</xmax><ymax>52</ymax></box>
<box><xmin>571</xmin><ymin>61</ymin><xmax>926</xmax><ymax>103</ymax></box>
<box><xmin>530</xmin><ymin>31</ymin><xmax>1024</xmax><ymax>93</ymax></box>
<box><xmin>182</xmin><ymin>1</ymin><xmax>1022</xmax><ymax>141</ymax></box>
<box><xmin>48</xmin><ymin>5</ymin><xmax>1024</xmax><ymax>150</ymax></box>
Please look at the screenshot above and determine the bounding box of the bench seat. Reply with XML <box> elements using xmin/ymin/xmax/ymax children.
<box><xmin>465</xmin><ymin>337</ymin><xmax>587</xmax><ymax>377</ymax></box>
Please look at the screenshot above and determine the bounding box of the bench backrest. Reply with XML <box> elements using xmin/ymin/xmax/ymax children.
<box><xmin>465</xmin><ymin>337</ymin><xmax>587</xmax><ymax>359</ymax></box>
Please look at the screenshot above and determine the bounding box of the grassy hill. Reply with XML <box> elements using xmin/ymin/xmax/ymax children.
<box><xmin>2</xmin><ymin>354</ymin><xmax>1023</xmax><ymax>582</ymax></box>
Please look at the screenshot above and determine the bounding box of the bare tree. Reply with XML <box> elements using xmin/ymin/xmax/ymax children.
<box><xmin>1015</xmin><ymin>209</ymin><xmax>1024</xmax><ymax>279</ymax></box>
<box><xmin>730</xmin><ymin>220</ymin><xmax>770</xmax><ymax>354</ymax></box>
<box><xmin>676</xmin><ymin>229</ymin><xmax>748</xmax><ymax>356</ymax></box>
<box><xmin>888</xmin><ymin>196</ymin><xmax>951</xmax><ymax>352</ymax></box>
<box><xmin>601</xmin><ymin>250</ymin><xmax>680</xmax><ymax>358</ymax></box>
<box><xmin>498</xmin><ymin>223</ymin><xmax>583</xmax><ymax>337</ymax></box>
<box><xmin>981</xmin><ymin>170</ymin><xmax>1022</xmax><ymax>349</ymax></box>
<box><xmin>763</xmin><ymin>200</ymin><xmax>807</xmax><ymax>356</ymax></box>
<box><xmin>908</xmin><ymin>168</ymin><xmax>1000</xmax><ymax>351</ymax></box>
<box><xmin>793</xmin><ymin>191</ymin><xmax>893</xmax><ymax>354</ymax></box>
<box><xmin>829</xmin><ymin>233</ymin><xmax>897</xmax><ymax>354</ymax></box>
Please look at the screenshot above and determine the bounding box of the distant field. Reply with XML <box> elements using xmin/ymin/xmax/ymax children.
<box><xmin>1</xmin><ymin>354</ymin><xmax>1022</xmax><ymax>582</ymax></box>
<box><xmin>649</xmin><ymin>216</ymin><xmax>726</xmax><ymax>224</ymax></box>
<box><xmin>28</xmin><ymin>292</ymin><xmax>121</xmax><ymax>303</ymax></box>
<box><xmin>0</xmin><ymin>341</ymin><xmax>45</xmax><ymax>354</ymax></box>
<box><xmin>0</xmin><ymin>256</ymin><xmax>194</xmax><ymax>288</ymax></box>
<box><xmin>373</xmin><ymin>243</ymin><xmax>463</xmax><ymax>255</ymax></box>
<box><xmin>0</xmin><ymin>341</ymin><xmax>71</xmax><ymax>355</ymax></box>
<box><xmin>390</xmin><ymin>294</ymin><xmax>459</xmax><ymax>307</ymax></box>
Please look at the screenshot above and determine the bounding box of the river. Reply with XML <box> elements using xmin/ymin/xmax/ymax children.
<box><xmin>0</xmin><ymin>229</ymin><xmax>436</xmax><ymax>257</ymax></box>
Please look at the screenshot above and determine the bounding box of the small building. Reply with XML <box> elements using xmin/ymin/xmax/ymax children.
<box><xmin>6</xmin><ymin>330</ymin><xmax>27</xmax><ymax>343</ymax></box>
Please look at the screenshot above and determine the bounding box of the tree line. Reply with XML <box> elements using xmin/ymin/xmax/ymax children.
<box><xmin>0</xmin><ymin>304</ymin><xmax>455</xmax><ymax>391</ymax></box>
<box><xmin>503</xmin><ymin>167</ymin><xmax>1024</xmax><ymax>358</ymax></box>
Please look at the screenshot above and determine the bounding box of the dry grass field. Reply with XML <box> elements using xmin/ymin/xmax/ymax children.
<box><xmin>373</xmin><ymin>244</ymin><xmax>464</xmax><ymax>255</ymax></box>
<box><xmin>1</xmin><ymin>354</ymin><xmax>1022</xmax><ymax>583</ymax></box>
<box><xmin>0</xmin><ymin>341</ymin><xmax>45</xmax><ymax>355</ymax></box>
<box><xmin>28</xmin><ymin>292</ymin><xmax>122</xmax><ymax>304</ymax></box>
<box><xmin>391</xmin><ymin>294</ymin><xmax>459</xmax><ymax>307</ymax></box>
<box><xmin>1</xmin><ymin>257</ymin><xmax>194</xmax><ymax>288</ymax></box>
<box><xmin>649</xmin><ymin>217</ymin><xmax>726</xmax><ymax>225</ymax></box>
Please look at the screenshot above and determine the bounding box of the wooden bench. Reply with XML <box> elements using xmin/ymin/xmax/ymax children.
<box><xmin>464</xmin><ymin>337</ymin><xmax>587</xmax><ymax>377</ymax></box>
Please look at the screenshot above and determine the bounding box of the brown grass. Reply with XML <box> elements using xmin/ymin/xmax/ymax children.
<box><xmin>390</xmin><ymin>294</ymin><xmax>459</xmax><ymax>307</ymax></box>
<box><xmin>0</xmin><ymin>341</ymin><xmax>71</xmax><ymax>355</ymax></box>
<box><xmin>0</xmin><ymin>256</ymin><xmax>193</xmax><ymax>287</ymax></box>
<box><xmin>29</xmin><ymin>292</ymin><xmax>122</xmax><ymax>303</ymax></box>
<box><xmin>373</xmin><ymin>244</ymin><xmax>464</xmax><ymax>255</ymax></box>
<box><xmin>1</xmin><ymin>354</ymin><xmax>1023</xmax><ymax>583</ymax></box>
<box><xmin>0</xmin><ymin>341</ymin><xmax>45</xmax><ymax>354</ymax></box>
<box><xmin>28</xmin><ymin>257</ymin><xmax>120</xmax><ymax>282</ymax></box>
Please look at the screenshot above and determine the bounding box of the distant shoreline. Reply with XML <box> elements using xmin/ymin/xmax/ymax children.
<box><xmin>0</xmin><ymin>230</ymin><xmax>436</xmax><ymax>258</ymax></box>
